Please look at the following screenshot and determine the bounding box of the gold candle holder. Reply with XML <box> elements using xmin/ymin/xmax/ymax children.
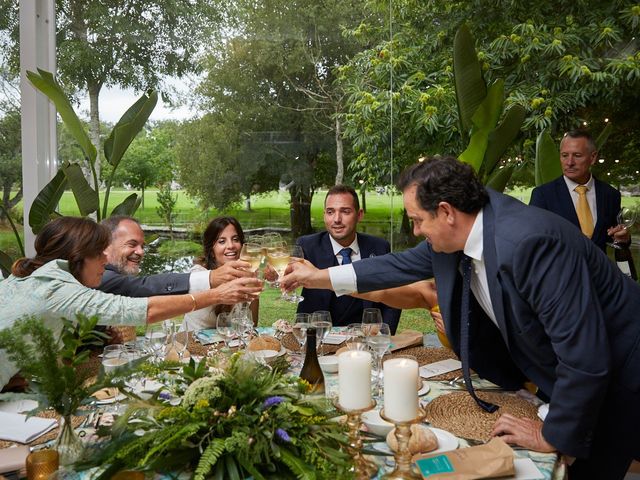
<box><xmin>379</xmin><ymin>407</ymin><xmax>426</xmax><ymax>480</ymax></box>
<box><xmin>26</xmin><ymin>449</ymin><xmax>59</xmax><ymax>480</ymax></box>
<box><xmin>333</xmin><ymin>398</ymin><xmax>378</xmax><ymax>480</ymax></box>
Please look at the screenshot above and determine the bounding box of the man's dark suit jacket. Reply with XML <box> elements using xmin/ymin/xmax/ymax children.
<box><xmin>98</xmin><ymin>264</ymin><xmax>191</xmax><ymax>297</ymax></box>
<box><xmin>296</xmin><ymin>232</ymin><xmax>402</xmax><ymax>334</ymax></box>
<box><xmin>350</xmin><ymin>190</ymin><xmax>640</xmax><ymax>476</ymax></box>
<box><xmin>529</xmin><ymin>176</ymin><xmax>621</xmax><ymax>252</ymax></box>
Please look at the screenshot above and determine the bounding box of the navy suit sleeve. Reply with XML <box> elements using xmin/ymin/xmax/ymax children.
<box><xmin>98</xmin><ymin>269</ymin><xmax>191</xmax><ymax>297</ymax></box>
<box><xmin>512</xmin><ymin>234</ymin><xmax>610</xmax><ymax>458</ymax></box>
<box><xmin>353</xmin><ymin>241</ymin><xmax>434</xmax><ymax>293</ymax></box>
<box><xmin>529</xmin><ymin>186</ymin><xmax>547</xmax><ymax>208</ymax></box>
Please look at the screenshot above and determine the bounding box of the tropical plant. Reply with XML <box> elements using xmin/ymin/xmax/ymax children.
<box><xmin>78</xmin><ymin>354</ymin><xmax>354</xmax><ymax>479</ymax></box>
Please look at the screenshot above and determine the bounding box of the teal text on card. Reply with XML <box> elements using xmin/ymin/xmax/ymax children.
<box><xmin>416</xmin><ymin>455</ymin><xmax>454</xmax><ymax>477</ymax></box>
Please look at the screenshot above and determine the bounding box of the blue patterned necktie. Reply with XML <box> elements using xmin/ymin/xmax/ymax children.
<box><xmin>339</xmin><ymin>247</ymin><xmax>353</xmax><ymax>265</ymax></box>
<box><xmin>460</xmin><ymin>254</ymin><xmax>498</xmax><ymax>413</ymax></box>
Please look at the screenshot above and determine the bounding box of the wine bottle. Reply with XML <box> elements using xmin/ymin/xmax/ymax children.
<box><xmin>615</xmin><ymin>245</ymin><xmax>638</xmax><ymax>281</ymax></box>
<box><xmin>299</xmin><ymin>327</ymin><xmax>325</xmax><ymax>394</ymax></box>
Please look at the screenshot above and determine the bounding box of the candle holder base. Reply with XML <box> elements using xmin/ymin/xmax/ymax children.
<box><xmin>379</xmin><ymin>407</ymin><xmax>426</xmax><ymax>480</ymax></box>
<box><xmin>333</xmin><ymin>399</ymin><xmax>378</xmax><ymax>479</ymax></box>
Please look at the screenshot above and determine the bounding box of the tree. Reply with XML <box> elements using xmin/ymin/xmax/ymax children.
<box><xmin>338</xmin><ymin>0</ymin><xmax>640</xmax><ymax>188</ymax></box>
<box><xmin>156</xmin><ymin>182</ymin><xmax>177</xmax><ymax>240</ymax></box>
<box><xmin>0</xmin><ymin>109</ymin><xmax>21</xmax><ymax>221</ymax></box>
<box><xmin>0</xmin><ymin>0</ymin><xmax>220</xmax><ymax>183</ymax></box>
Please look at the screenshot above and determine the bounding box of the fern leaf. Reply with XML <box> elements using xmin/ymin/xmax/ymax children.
<box><xmin>193</xmin><ymin>438</ymin><xmax>225</xmax><ymax>480</ymax></box>
<box><xmin>280</xmin><ymin>448</ymin><xmax>315</xmax><ymax>480</ymax></box>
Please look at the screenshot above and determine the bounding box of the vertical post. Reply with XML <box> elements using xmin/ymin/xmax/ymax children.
<box><xmin>19</xmin><ymin>0</ymin><xmax>57</xmax><ymax>256</ymax></box>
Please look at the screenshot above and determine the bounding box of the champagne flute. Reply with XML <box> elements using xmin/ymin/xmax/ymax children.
<box><xmin>267</xmin><ymin>241</ymin><xmax>290</xmax><ymax>288</ymax></box>
<box><xmin>608</xmin><ymin>207</ymin><xmax>636</xmax><ymax>249</ymax></box>
<box><xmin>311</xmin><ymin>310</ymin><xmax>332</xmax><ymax>356</ymax></box>
<box><xmin>362</xmin><ymin>307</ymin><xmax>383</xmax><ymax>336</ymax></box>
<box><xmin>366</xmin><ymin>323</ymin><xmax>391</xmax><ymax>398</ymax></box>
<box><xmin>282</xmin><ymin>244</ymin><xmax>305</xmax><ymax>302</ymax></box>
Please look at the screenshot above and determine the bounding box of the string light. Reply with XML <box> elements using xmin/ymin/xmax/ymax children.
<box><xmin>604</xmin><ymin>118</ymin><xmax>609</xmax><ymax>123</ymax></box>
<box><xmin>615</xmin><ymin>159</ymin><xmax>620</xmax><ymax>163</ymax></box>
<box><xmin>599</xmin><ymin>159</ymin><xmax>605</xmax><ymax>164</ymax></box>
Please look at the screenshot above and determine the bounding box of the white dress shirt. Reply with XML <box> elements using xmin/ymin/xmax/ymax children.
<box><xmin>189</xmin><ymin>269</ymin><xmax>211</xmax><ymax>292</ymax></box>
<box><xmin>329</xmin><ymin>235</ymin><xmax>362</xmax><ymax>265</ymax></box>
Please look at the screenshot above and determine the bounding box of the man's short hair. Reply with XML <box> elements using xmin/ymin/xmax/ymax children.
<box><xmin>325</xmin><ymin>185</ymin><xmax>360</xmax><ymax>210</ymax></box>
<box><xmin>397</xmin><ymin>156</ymin><xmax>488</xmax><ymax>214</ymax></box>
<box><xmin>100</xmin><ymin>216</ymin><xmax>141</xmax><ymax>237</ymax></box>
<box><xmin>563</xmin><ymin>129</ymin><xmax>597</xmax><ymax>153</ymax></box>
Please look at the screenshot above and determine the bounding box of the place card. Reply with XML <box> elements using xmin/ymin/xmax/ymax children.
<box><xmin>323</xmin><ymin>334</ymin><xmax>346</xmax><ymax>345</ymax></box>
<box><xmin>507</xmin><ymin>458</ymin><xmax>544</xmax><ymax>480</ymax></box>
<box><xmin>418</xmin><ymin>359</ymin><xmax>461</xmax><ymax>378</ymax></box>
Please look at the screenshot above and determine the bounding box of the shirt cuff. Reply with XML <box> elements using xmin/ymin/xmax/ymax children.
<box><xmin>189</xmin><ymin>270</ymin><xmax>211</xmax><ymax>292</ymax></box>
<box><xmin>329</xmin><ymin>264</ymin><xmax>357</xmax><ymax>296</ymax></box>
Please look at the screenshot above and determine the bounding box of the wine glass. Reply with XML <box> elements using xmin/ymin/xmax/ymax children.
<box><xmin>282</xmin><ymin>244</ymin><xmax>305</xmax><ymax>302</ymax></box>
<box><xmin>361</xmin><ymin>308</ymin><xmax>383</xmax><ymax>336</ymax></box>
<box><xmin>231</xmin><ymin>304</ymin><xmax>253</xmax><ymax>348</ymax></box>
<box><xmin>346</xmin><ymin>323</ymin><xmax>367</xmax><ymax>351</ymax></box>
<box><xmin>609</xmin><ymin>207</ymin><xmax>636</xmax><ymax>249</ymax></box>
<box><xmin>292</xmin><ymin>312</ymin><xmax>311</xmax><ymax>358</ymax></box>
<box><xmin>366</xmin><ymin>323</ymin><xmax>391</xmax><ymax>398</ymax></box>
<box><xmin>267</xmin><ymin>241</ymin><xmax>290</xmax><ymax>289</ymax></box>
<box><xmin>173</xmin><ymin>324</ymin><xmax>191</xmax><ymax>363</ymax></box>
<box><xmin>311</xmin><ymin>310</ymin><xmax>332</xmax><ymax>356</ymax></box>
<box><xmin>239</xmin><ymin>243</ymin><xmax>263</xmax><ymax>272</ymax></box>
<box><xmin>102</xmin><ymin>344</ymin><xmax>126</xmax><ymax>413</ymax></box>
<box><xmin>144</xmin><ymin>323</ymin><xmax>168</xmax><ymax>362</ymax></box>
<box><xmin>216</xmin><ymin>312</ymin><xmax>235</xmax><ymax>351</ymax></box>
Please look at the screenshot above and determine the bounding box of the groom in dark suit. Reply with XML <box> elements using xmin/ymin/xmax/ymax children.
<box><xmin>530</xmin><ymin>129</ymin><xmax>630</xmax><ymax>251</ymax></box>
<box><xmin>296</xmin><ymin>185</ymin><xmax>401</xmax><ymax>333</ymax></box>
<box><xmin>282</xmin><ymin>157</ymin><xmax>640</xmax><ymax>479</ymax></box>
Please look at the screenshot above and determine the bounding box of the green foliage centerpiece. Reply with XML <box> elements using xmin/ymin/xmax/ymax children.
<box><xmin>79</xmin><ymin>354</ymin><xmax>355</xmax><ymax>479</ymax></box>
<box><xmin>0</xmin><ymin>314</ymin><xmax>110</xmax><ymax>464</ymax></box>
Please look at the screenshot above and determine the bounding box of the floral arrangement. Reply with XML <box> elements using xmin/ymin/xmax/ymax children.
<box><xmin>79</xmin><ymin>353</ymin><xmax>355</xmax><ymax>479</ymax></box>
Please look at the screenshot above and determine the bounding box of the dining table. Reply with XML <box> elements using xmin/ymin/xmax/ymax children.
<box><xmin>0</xmin><ymin>326</ymin><xmax>566</xmax><ymax>480</ymax></box>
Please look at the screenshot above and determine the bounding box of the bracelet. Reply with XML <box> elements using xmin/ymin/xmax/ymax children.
<box><xmin>188</xmin><ymin>294</ymin><xmax>197</xmax><ymax>312</ymax></box>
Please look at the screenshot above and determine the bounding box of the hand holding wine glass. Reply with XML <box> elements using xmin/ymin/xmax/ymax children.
<box><xmin>608</xmin><ymin>207</ymin><xmax>635</xmax><ymax>249</ymax></box>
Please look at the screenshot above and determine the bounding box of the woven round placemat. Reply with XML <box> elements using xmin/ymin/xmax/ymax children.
<box><xmin>0</xmin><ymin>412</ymin><xmax>84</xmax><ymax>449</ymax></box>
<box><xmin>385</xmin><ymin>346</ymin><xmax>462</xmax><ymax>381</ymax></box>
<box><xmin>424</xmin><ymin>391</ymin><xmax>539</xmax><ymax>441</ymax></box>
<box><xmin>281</xmin><ymin>333</ymin><xmax>300</xmax><ymax>352</ymax></box>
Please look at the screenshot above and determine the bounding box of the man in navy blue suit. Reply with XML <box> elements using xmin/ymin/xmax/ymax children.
<box><xmin>282</xmin><ymin>158</ymin><xmax>640</xmax><ymax>479</ymax></box>
<box><xmin>296</xmin><ymin>185</ymin><xmax>401</xmax><ymax>333</ymax></box>
<box><xmin>530</xmin><ymin>129</ymin><xmax>630</xmax><ymax>251</ymax></box>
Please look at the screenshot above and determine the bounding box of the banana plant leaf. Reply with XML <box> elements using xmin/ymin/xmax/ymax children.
<box><xmin>110</xmin><ymin>193</ymin><xmax>142</xmax><ymax>217</ymax></box>
<box><xmin>486</xmin><ymin>164</ymin><xmax>515</xmax><ymax>193</ymax></box>
<box><xmin>63</xmin><ymin>163</ymin><xmax>99</xmax><ymax>217</ymax></box>
<box><xmin>104</xmin><ymin>89</ymin><xmax>158</xmax><ymax>168</ymax></box>
<box><xmin>26</xmin><ymin>69</ymin><xmax>96</xmax><ymax>165</ymax></box>
<box><xmin>0</xmin><ymin>250</ymin><xmax>13</xmax><ymax>278</ymax></box>
<box><xmin>29</xmin><ymin>169</ymin><xmax>67</xmax><ymax>234</ymax></box>
<box><xmin>535</xmin><ymin>129</ymin><xmax>561</xmax><ymax>186</ymax></box>
<box><xmin>483</xmin><ymin>104</ymin><xmax>526</xmax><ymax>178</ymax></box>
<box><xmin>453</xmin><ymin>24</ymin><xmax>486</xmax><ymax>138</ymax></box>
<box><xmin>459</xmin><ymin>79</ymin><xmax>504</xmax><ymax>173</ymax></box>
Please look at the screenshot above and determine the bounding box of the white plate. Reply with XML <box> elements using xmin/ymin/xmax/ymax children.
<box><xmin>430</xmin><ymin>427</ymin><xmax>458</xmax><ymax>454</ymax></box>
<box><xmin>418</xmin><ymin>381</ymin><xmax>431</xmax><ymax>396</ymax></box>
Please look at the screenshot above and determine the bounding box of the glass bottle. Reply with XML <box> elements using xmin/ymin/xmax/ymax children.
<box><xmin>615</xmin><ymin>245</ymin><xmax>638</xmax><ymax>281</ymax></box>
<box><xmin>299</xmin><ymin>327</ymin><xmax>325</xmax><ymax>394</ymax></box>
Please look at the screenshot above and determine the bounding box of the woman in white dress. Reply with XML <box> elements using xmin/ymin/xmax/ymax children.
<box><xmin>182</xmin><ymin>217</ymin><xmax>259</xmax><ymax>331</ymax></box>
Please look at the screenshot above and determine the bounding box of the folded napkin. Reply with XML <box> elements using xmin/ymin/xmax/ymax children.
<box><xmin>0</xmin><ymin>445</ymin><xmax>29</xmax><ymax>474</ymax></box>
<box><xmin>195</xmin><ymin>329</ymin><xmax>224</xmax><ymax>345</ymax></box>
<box><xmin>390</xmin><ymin>330</ymin><xmax>424</xmax><ymax>352</ymax></box>
<box><xmin>0</xmin><ymin>411</ymin><xmax>58</xmax><ymax>443</ymax></box>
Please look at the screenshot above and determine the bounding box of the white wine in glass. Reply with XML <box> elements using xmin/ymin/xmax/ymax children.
<box><xmin>240</xmin><ymin>243</ymin><xmax>263</xmax><ymax>272</ymax></box>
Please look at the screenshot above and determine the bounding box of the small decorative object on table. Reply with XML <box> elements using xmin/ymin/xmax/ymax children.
<box><xmin>334</xmin><ymin>398</ymin><xmax>378</xmax><ymax>479</ymax></box>
<box><xmin>26</xmin><ymin>449</ymin><xmax>59</xmax><ymax>480</ymax></box>
<box><xmin>380</xmin><ymin>406</ymin><xmax>427</xmax><ymax>480</ymax></box>
<box><xmin>0</xmin><ymin>314</ymin><xmax>111</xmax><ymax>465</ymax></box>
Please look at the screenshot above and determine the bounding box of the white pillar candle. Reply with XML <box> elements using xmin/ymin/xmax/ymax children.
<box><xmin>383</xmin><ymin>357</ymin><xmax>419</xmax><ymax>421</ymax></box>
<box><xmin>338</xmin><ymin>350</ymin><xmax>372</xmax><ymax>410</ymax></box>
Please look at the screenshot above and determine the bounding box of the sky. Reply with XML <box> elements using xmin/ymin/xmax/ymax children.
<box><xmin>77</xmin><ymin>84</ymin><xmax>196</xmax><ymax>124</ymax></box>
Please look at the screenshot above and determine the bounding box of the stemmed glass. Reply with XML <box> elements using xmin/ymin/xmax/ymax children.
<box><xmin>102</xmin><ymin>345</ymin><xmax>126</xmax><ymax>413</ymax></box>
<box><xmin>346</xmin><ymin>323</ymin><xmax>367</xmax><ymax>351</ymax></box>
<box><xmin>366</xmin><ymin>323</ymin><xmax>391</xmax><ymax>398</ymax></box>
<box><xmin>292</xmin><ymin>313</ymin><xmax>311</xmax><ymax>361</ymax></box>
<box><xmin>361</xmin><ymin>308</ymin><xmax>383</xmax><ymax>336</ymax></box>
<box><xmin>216</xmin><ymin>312</ymin><xmax>235</xmax><ymax>351</ymax></box>
<box><xmin>240</xmin><ymin>243</ymin><xmax>263</xmax><ymax>273</ymax></box>
<box><xmin>311</xmin><ymin>310</ymin><xmax>332</xmax><ymax>356</ymax></box>
<box><xmin>266</xmin><ymin>241</ymin><xmax>290</xmax><ymax>289</ymax></box>
<box><xmin>231</xmin><ymin>304</ymin><xmax>254</xmax><ymax>348</ymax></box>
<box><xmin>144</xmin><ymin>323</ymin><xmax>168</xmax><ymax>363</ymax></box>
<box><xmin>282</xmin><ymin>244</ymin><xmax>305</xmax><ymax>302</ymax></box>
<box><xmin>608</xmin><ymin>207</ymin><xmax>636</xmax><ymax>249</ymax></box>
<box><xmin>173</xmin><ymin>325</ymin><xmax>191</xmax><ymax>363</ymax></box>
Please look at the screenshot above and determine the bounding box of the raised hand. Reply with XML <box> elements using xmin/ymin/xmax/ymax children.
<box><xmin>209</xmin><ymin>260</ymin><xmax>254</xmax><ymax>287</ymax></box>
<box><xmin>212</xmin><ymin>276</ymin><xmax>263</xmax><ymax>304</ymax></box>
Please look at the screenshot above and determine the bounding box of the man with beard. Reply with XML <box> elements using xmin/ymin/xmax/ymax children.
<box><xmin>99</xmin><ymin>216</ymin><xmax>252</xmax><ymax>297</ymax></box>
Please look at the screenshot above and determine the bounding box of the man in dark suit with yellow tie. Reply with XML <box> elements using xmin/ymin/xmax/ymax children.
<box><xmin>529</xmin><ymin>129</ymin><xmax>630</xmax><ymax>251</ymax></box>
<box><xmin>282</xmin><ymin>157</ymin><xmax>640</xmax><ymax>479</ymax></box>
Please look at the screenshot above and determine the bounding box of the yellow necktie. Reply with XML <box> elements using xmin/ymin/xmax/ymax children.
<box><xmin>574</xmin><ymin>185</ymin><xmax>594</xmax><ymax>238</ymax></box>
